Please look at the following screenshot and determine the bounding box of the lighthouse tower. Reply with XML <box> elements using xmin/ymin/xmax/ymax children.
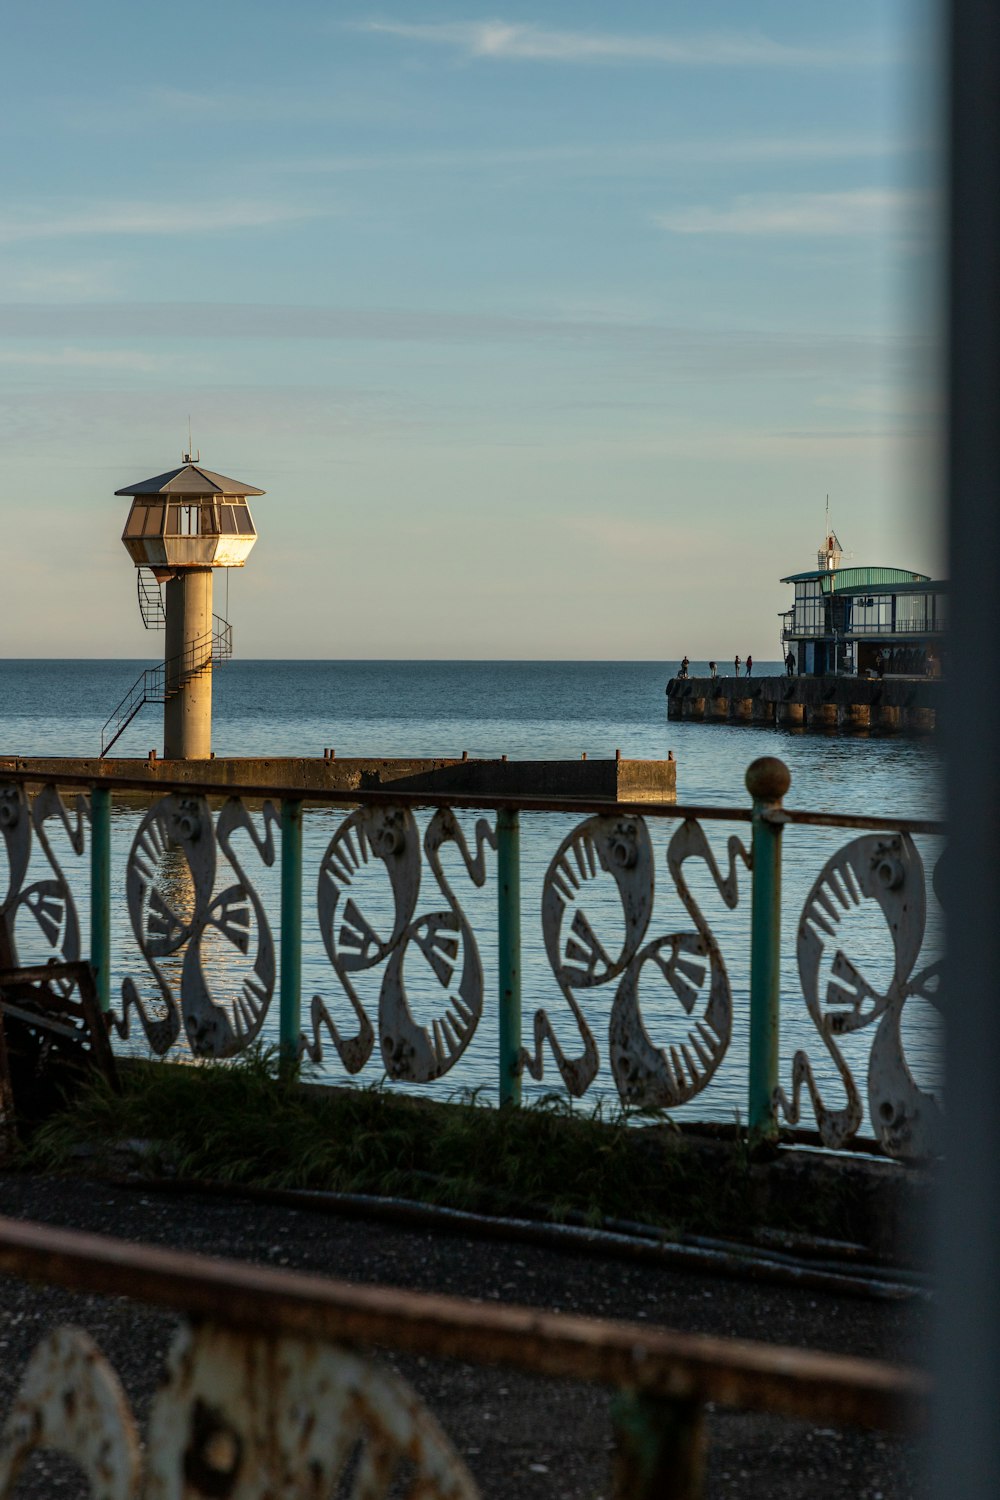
<box><xmin>113</xmin><ymin>456</ymin><xmax>265</xmax><ymax>759</ymax></box>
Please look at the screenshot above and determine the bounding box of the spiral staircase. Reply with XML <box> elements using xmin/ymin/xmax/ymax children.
<box><xmin>99</xmin><ymin>569</ymin><xmax>233</xmax><ymax>758</ymax></box>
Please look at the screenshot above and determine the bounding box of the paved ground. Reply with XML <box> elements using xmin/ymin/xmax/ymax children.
<box><xmin>0</xmin><ymin>1172</ymin><xmax>925</xmax><ymax>1499</ymax></box>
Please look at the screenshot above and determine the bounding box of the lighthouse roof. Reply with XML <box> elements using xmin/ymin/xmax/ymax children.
<box><xmin>115</xmin><ymin>462</ymin><xmax>265</xmax><ymax>497</ymax></box>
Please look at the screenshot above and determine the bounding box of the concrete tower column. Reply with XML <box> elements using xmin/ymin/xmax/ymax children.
<box><xmin>163</xmin><ymin>569</ymin><xmax>213</xmax><ymax>759</ymax></box>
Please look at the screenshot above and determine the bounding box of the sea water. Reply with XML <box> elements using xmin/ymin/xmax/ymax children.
<box><xmin>0</xmin><ymin>659</ymin><xmax>943</xmax><ymax>1132</ymax></box>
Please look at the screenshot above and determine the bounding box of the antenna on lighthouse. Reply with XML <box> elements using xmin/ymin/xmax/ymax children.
<box><xmin>817</xmin><ymin>495</ymin><xmax>844</xmax><ymax>572</ymax></box>
<box><xmin>183</xmin><ymin>417</ymin><xmax>199</xmax><ymax>465</ymax></box>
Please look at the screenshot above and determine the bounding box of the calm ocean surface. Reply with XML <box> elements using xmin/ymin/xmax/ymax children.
<box><xmin>0</xmin><ymin>659</ymin><xmax>943</xmax><ymax>1131</ymax></box>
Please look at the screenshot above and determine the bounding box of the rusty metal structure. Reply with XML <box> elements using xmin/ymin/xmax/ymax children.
<box><xmin>0</xmin><ymin>1214</ymin><xmax>927</xmax><ymax>1500</ymax></box>
<box><xmin>0</xmin><ymin>758</ymin><xmax>943</xmax><ymax>1159</ymax></box>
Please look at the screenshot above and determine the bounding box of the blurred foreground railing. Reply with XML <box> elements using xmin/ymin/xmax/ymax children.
<box><xmin>0</xmin><ymin>757</ymin><xmax>944</xmax><ymax>1159</ymax></box>
<box><xmin>0</xmin><ymin>1214</ymin><xmax>927</xmax><ymax>1499</ymax></box>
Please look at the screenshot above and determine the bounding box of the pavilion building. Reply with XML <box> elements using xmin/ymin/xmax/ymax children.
<box><xmin>779</xmin><ymin>532</ymin><xmax>947</xmax><ymax>677</ymax></box>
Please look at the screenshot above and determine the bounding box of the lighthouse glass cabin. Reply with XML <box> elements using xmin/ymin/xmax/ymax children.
<box><xmin>114</xmin><ymin>461</ymin><xmax>265</xmax><ymax>760</ymax></box>
<box><xmin>120</xmin><ymin>465</ymin><xmax>261</xmax><ymax>573</ymax></box>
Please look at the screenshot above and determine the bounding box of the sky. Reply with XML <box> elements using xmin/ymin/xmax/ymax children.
<box><xmin>0</xmin><ymin>0</ymin><xmax>941</xmax><ymax>659</ymax></box>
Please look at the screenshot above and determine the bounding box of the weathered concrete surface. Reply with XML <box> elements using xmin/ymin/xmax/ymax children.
<box><xmin>162</xmin><ymin>568</ymin><xmax>214</xmax><ymax>760</ymax></box>
<box><xmin>0</xmin><ymin>755</ymin><xmax>677</xmax><ymax>802</ymax></box>
<box><xmin>667</xmin><ymin>675</ymin><xmax>939</xmax><ymax>734</ymax></box>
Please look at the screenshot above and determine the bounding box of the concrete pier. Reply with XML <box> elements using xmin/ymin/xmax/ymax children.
<box><xmin>666</xmin><ymin>675</ymin><xmax>939</xmax><ymax>734</ymax></box>
<box><xmin>840</xmin><ymin>702</ymin><xmax>871</xmax><ymax>730</ymax></box>
<box><xmin>808</xmin><ymin>701</ymin><xmax>839</xmax><ymax>729</ymax></box>
<box><xmin>776</xmin><ymin>700</ymin><xmax>804</xmax><ymax>728</ymax></box>
<box><xmin>873</xmin><ymin>704</ymin><xmax>901</xmax><ymax>732</ymax></box>
<box><xmin>0</xmin><ymin>755</ymin><xmax>677</xmax><ymax>803</ymax></box>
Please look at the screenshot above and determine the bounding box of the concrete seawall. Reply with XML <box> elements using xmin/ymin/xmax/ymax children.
<box><xmin>0</xmin><ymin>755</ymin><xmax>677</xmax><ymax>802</ymax></box>
<box><xmin>666</xmin><ymin>675</ymin><xmax>939</xmax><ymax>733</ymax></box>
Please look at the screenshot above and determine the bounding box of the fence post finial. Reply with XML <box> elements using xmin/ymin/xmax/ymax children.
<box><xmin>746</xmin><ymin>757</ymin><xmax>790</xmax><ymax>1144</ymax></box>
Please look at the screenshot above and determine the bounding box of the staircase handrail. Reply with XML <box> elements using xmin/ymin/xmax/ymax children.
<box><xmin>99</xmin><ymin>664</ymin><xmax>165</xmax><ymax>757</ymax></box>
<box><xmin>211</xmin><ymin>614</ymin><xmax>233</xmax><ymax>661</ymax></box>
<box><xmin>101</xmin><ymin>609</ymin><xmax>235</xmax><ymax>756</ymax></box>
<box><xmin>99</xmin><ymin>613</ymin><xmax>234</xmax><ymax>757</ymax></box>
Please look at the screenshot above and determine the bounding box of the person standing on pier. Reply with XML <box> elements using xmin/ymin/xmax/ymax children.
<box><xmin>709</xmin><ymin>661</ymin><xmax>717</xmax><ymax>679</ymax></box>
<box><xmin>746</xmin><ymin>655</ymin><xmax>753</xmax><ymax>677</ymax></box>
<box><xmin>679</xmin><ymin>655</ymin><xmax>690</xmax><ymax>679</ymax></box>
<box><xmin>734</xmin><ymin>654</ymin><xmax>741</xmax><ymax>678</ymax></box>
<box><xmin>785</xmin><ymin>650</ymin><xmax>796</xmax><ymax>677</ymax></box>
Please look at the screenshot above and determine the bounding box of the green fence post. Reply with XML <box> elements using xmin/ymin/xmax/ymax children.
<box><xmin>89</xmin><ymin>784</ymin><xmax>111</xmax><ymax>1012</ymax></box>
<box><xmin>280</xmin><ymin>797</ymin><xmax>303</xmax><ymax>1073</ymax></box>
<box><xmin>610</xmin><ymin>1390</ymin><xmax>705</xmax><ymax>1499</ymax></box>
<box><xmin>496</xmin><ymin>807</ymin><xmax>522</xmax><ymax>1107</ymax></box>
<box><xmin>746</xmin><ymin>756</ymin><xmax>791</xmax><ymax>1143</ymax></box>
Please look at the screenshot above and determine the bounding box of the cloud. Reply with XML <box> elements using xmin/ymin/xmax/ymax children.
<box><xmin>655</xmin><ymin>189</ymin><xmax>928</xmax><ymax>237</ymax></box>
<box><xmin>0</xmin><ymin>347</ymin><xmax>164</xmax><ymax>371</ymax></box>
<box><xmin>0</xmin><ymin>302</ymin><xmax>920</xmax><ymax>381</ymax></box>
<box><xmin>276</xmin><ymin>134</ymin><xmax>907</xmax><ymax>176</ymax></box>
<box><xmin>0</xmin><ymin>201</ymin><xmax>321</xmax><ymax>245</ymax></box>
<box><xmin>62</xmin><ymin>85</ymin><xmax>407</xmax><ymax>132</ymax></box>
<box><xmin>1</xmin><ymin>264</ymin><xmax>117</xmax><ymax>299</ymax></box>
<box><xmin>358</xmin><ymin>19</ymin><xmax>867</xmax><ymax>67</ymax></box>
<box><xmin>813</xmin><ymin>382</ymin><xmax>938</xmax><ymax>423</ymax></box>
<box><xmin>0</xmin><ymin>384</ymin><xmax>425</xmax><ymax>451</ymax></box>
<box><xmin>571</xmin><ymin>514</ymin><xmax>708</xmax><ymax>558</ymax></box>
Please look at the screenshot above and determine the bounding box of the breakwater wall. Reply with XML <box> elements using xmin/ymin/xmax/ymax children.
<box><xmin>666</xmin><ymin>675</ymin><xmax>939</xmax><ymax>733</ymax></box>
<box><xmin>0</xmin><ymin>754</ymin><xmax>676</xmax><ymax>802</ymax></box>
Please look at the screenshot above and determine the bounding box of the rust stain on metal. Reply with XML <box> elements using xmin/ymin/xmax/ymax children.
<box><xmin>144</xmin><ymin>1322</ymin><xmax>479</xmax><ymax>1500</ymax></box>
<box><xmin>0</xmin><ymin>1326</ymin><xmax>141</xmax><ymax>1500</ymax></box>
<box><xmin>1</xmin><ymin>1321</ymin><xmax>478</xmax><ymax>1500</ymax></box>
<box><xmin>0</xmin><ymin>1215</ymin><xmax>929</xmax><ymax>1438</ymax></box>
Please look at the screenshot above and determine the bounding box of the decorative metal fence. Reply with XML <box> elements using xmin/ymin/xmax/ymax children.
<box><xmin>0</xmin><ymin>757</ymin><xmax>944</xmax><ymax>1159</ymax></box>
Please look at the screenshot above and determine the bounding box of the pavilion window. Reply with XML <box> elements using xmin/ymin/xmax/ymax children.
<box><xmin>142</xmin><ymin>504</ymin><xmax>165</xmax><ymax>536</ymax></box>
<box><xmin>175</xmin><ymin>504</ymin><xmax>199</xmax><ymax>536</ymax></box>
<box><xmin>164</xmin><ymin>505</ymin><xmax>200</xmax><ymax>535</ymax></box>
<box><xmin>795</xmin><ymin>580</ymin><xmax>824</xmax><ymax>634</ymax></box>
<box><xmin>851</xmin><ymin>594</ymin><xmax>893</xmax><ymax>631</ymax></box>
<box><xmin>896</xmin><ymin>595</ymin><xmax>928</xmax><ymax>632</ymax></box>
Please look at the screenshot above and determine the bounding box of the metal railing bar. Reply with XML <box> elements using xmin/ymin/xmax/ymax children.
<box><xmin>0</xmin><ymin>1214</ymin><xmax>927</xmax><ymax>1432</ymax></box>
<box><xmin>0</xmin><ymin>769</ymin><xmax>947</xmax><ymax>833</ymax></box>
<box><xmin>775</xmin><ymin>809</ymin><xmax>945</xmax><ymax>836</ymax></box>
<box><xmin>0</xmin><ymin>960</ymin><xmax>92</xmax><ymax>985</ymax></box>
<box><xmin>0</xmin><ymin>773</ymin><xmax>755</xmax><ymax>820</ymax></box>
